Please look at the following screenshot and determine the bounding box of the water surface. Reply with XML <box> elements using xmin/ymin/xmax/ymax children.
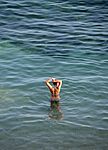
<box><xmin>0</xmin><ymin>0</ymin><xmax>108</xmax><ymax>150</ymax></box>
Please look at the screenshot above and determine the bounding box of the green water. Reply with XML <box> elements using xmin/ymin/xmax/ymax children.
<box><xmin>0</xmin><ymin>0</ymin><xmax>108</xmax><ymax>150</ymax></box>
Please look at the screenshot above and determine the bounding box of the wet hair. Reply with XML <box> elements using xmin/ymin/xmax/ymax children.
<box><xmin>53</xmin><ymin>82</ymin><xmax>57</xmax><ymax>86</ymax></box>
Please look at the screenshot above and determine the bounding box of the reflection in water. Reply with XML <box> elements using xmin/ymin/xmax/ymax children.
<box><xmin>48</xmin><ymin>101</ymin><xmax>63</xmax><ymax>120</ymax></box>
<box><xmin>49</xmin><ymin>109</ymin><xmax>63</xmax><ymax>120</ymax></box>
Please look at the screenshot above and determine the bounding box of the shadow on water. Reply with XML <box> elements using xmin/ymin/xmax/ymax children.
<box><xmin>48</xmin><ymin>101</ymin><xmax>63</xmax><ymax>120</ymax></box>
<box><xmin>48</xmin><ymin>109</ymin><xmax>63</xmax><ymax>120</ymax></box>
<box><xmin>29</xmin><ymin>94</ymin><xmax>63</xmax><ymax>120</ymax></box>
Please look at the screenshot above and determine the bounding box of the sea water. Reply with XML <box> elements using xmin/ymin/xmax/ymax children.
<box><xmin>0</xmin><ymin>0</ymin><xmax>108</xmax><ymax>150</ymax></box>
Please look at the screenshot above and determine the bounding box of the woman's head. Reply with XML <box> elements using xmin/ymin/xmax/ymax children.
<box><xmin>53</xmin><ymin>82</ymin><xmax>57</xmax><ymax>86</ymax></box>
<box><xmin>52</xmin><ymin>78</ymin><xmax>59</xmax><ymax>87</ymax></box>
<box><xmin>52</xmin><ymin>78</ymin><xmax>56</xmax><ymax>83</ymax></box>
<box><xmin>52</xmin><ymin>78</ymin><xmax>57</xmax><ymax>86</ymax></box>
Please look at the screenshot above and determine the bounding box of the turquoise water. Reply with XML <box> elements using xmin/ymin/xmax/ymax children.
<box><xmin>0</xmin><ymin>0</ymin><xmax>108</xmax><ymax>149</ymax></box>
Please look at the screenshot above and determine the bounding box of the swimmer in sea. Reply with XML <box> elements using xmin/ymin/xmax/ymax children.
<box><xmin>45</xmin><ymin>78</ymin><xmax>62</xmax><ymax>111</ymax></box>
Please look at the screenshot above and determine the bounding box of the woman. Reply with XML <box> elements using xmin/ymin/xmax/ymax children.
<box><xmin>45</xmin><ymin>78</ymin><xmax>62</xmax><ymax>111</ymax></box>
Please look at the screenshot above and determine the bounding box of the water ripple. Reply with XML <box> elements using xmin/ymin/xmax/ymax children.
<box><xmin>0</xmin><ymin>0</ymin><xmax>108</xmax><ymax>149</ymax></box>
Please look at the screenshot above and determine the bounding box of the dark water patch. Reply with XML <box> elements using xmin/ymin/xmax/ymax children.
<box><xmin>67</xmin><ymin>0</ymin><xmax>108</xmax><ymax>6</ymax></box>
<box><xmin>85</xmin><ymin>0</ymin><xmax>108</xmax><ymax>6</ymax></box>
<box><xmin>83</xmin><ymin>50</ymin><xmax>108</xmax><ymax>56</ymax></box>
